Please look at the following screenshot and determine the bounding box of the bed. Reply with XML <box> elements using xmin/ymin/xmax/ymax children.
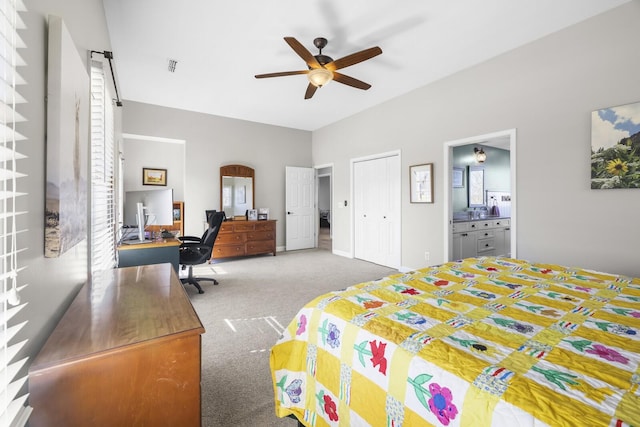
<box><xmin>270</xmin><ymin>256</ymin><xmax>640</xmax><ymax>426</ymax></box>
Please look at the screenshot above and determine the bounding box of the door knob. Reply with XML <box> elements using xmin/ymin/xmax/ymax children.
<box><xmin>287</xmin><ymin>211</ymin><xmax>293</xmax><ymax>215</ymax></box>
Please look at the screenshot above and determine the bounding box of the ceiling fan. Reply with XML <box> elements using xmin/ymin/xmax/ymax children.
<box><xmin>255</xmin><ymin>37</ymin><xmax>382</xmax><ymax>99</ymax></box>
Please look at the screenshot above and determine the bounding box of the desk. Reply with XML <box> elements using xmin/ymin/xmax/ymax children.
<box><xmin>118</xmin><ymin>238</ymin><xmax>180</xmax><ymax>271</ymax></box>
<box><xmin>28</xmin><ymin>264</ymin><xmax>205</xmax><ymax>427</ymax></box>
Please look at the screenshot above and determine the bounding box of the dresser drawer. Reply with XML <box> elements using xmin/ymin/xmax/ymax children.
<box><xmin>218</xmin><ymin>222</ymin><xmax>235</xmax><ymax>233</ymax></box>
<box><xmin>246</xmin><ymin>240</ymin><xmax>275</xmax><ymax>255</ymax></box>
<box><xmin>213</xmin><ymin>244</ymin><xmax>245</xmax><ymax>258</ymax></box>
<box><xmin>216</xmin><ymin>232</ymin><xmax>246</xmax><ymax>244</ymax></box>
<box><xmin>255</xmin><ymin>221</ymin><xmax>275</xmax><ymax>231</ymax></box>
<box><xmin>246</xmin><ymin>230</ymin><xmax>274</xmax><ymax>241</ymax></box>
<box><xmin>233</xmin><ymin>222</ymin><xmax>256</xmax><ymax>232</ymax></box>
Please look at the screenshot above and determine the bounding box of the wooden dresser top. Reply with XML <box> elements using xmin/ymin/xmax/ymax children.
<box><xmin>30</xmin><ymin>263</ymin><xmax>204</xmax><ymax>372</ymax></box>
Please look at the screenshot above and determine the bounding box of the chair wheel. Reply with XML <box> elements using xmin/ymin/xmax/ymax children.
<box><xmin>198</xmin><ymin>289</ymin><xmax>205</xmax><ymax>294</ymax></box>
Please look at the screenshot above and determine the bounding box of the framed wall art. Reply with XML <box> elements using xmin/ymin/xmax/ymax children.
<box><xmin>142</xmin><ymin>168</ymin><xmax>167</xmax><ymax>186</ymax></box>
<box><xmin>410</xmin><ymin>163</ymin><xmax>434</xmax><ymax>203</ymax></box>
<box><xmin>591</xmin><ymin>100</ymin><xmax>640</xmax><ymax>189</ymax></box>
<box><xmin>45</xmin><ymin>17</ymin><xmax>90</xmax><ymax>258</ymax></box>
<box><xmin>452</xmin><ymin>167</ymin><xmax>464</xmax><ymax>188</ymax></box>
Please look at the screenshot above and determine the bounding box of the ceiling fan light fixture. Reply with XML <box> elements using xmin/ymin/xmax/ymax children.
<box><xmin>308</xmin><ymin>68</ymin><xmax>333</xmax><ymax>87</ymax></box>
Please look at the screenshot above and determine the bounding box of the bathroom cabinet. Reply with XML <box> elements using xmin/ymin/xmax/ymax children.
<box><xmin>452</xmin><ymin>218</ymin><xmax>510</xmax><ymax>260</ymax></box>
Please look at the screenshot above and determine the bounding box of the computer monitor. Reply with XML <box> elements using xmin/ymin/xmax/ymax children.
<box><xmin>124</xmin><ymin>189</ymin><xmax>174</xmax><ymax>241</ymax></box>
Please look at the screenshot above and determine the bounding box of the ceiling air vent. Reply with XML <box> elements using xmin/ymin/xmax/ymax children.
<box><xmin>168</xmin><ymin>59</ymin><xmax>178</xmax><ymax>72</ymax></box>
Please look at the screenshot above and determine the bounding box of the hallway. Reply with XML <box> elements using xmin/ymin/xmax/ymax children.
<box><xmin>319</xmin><ymin>226</ymin><xmax>331</xmax><ymax>251</ymax></box>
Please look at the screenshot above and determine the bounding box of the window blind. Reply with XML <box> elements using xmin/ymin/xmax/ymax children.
<box><xmin>0</xmin><ymin>0</ymin><xmax>32</xmax><ymax>426</ymax></box>
<box><xmin>90</xmin><ymin>60</ymin><xmax>116</xmax><ymax>276</ymax></box>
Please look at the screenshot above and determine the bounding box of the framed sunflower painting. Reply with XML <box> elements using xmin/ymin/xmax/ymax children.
<box><xmin>590</xmin><ymin>100</ymin><xmax>640</xmax><ymax>189</ymax></box>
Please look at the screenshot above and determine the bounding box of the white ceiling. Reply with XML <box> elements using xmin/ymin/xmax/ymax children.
<box><xmin>103</xmin><ymin>0</ymin><xmax>629</xmax><ymax>131</ymax></box>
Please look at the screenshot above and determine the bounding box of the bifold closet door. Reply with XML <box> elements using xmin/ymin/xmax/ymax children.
<box><xmin>353</xmin><ymin>154</ymin><xmax>400</xmax><ymax>268</ymax></box>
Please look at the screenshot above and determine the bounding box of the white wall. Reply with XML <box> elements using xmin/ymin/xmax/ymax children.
<box><xmin>122</xmin><ymin>138</ymin><xmax>186</xmax><ymax>201</ymax></box>
<box><xmin>313</xmin><ymin>2</ymin><xmax>640</xmax><ymax>277</ymax></box>
<box><xmin>121</xmin><ymin>101</ymin><xmax>312</xmax><ymax>243</ymax></box>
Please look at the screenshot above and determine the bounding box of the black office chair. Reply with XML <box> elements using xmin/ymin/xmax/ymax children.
<box><xmin>178</xmin><ymin>211</ymin><xmax>225</xmax><ymax>294</ymax></box>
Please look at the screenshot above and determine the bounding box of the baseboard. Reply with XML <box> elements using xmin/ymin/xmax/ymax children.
<box><xmin>332</xmin><ymin>249</ymin><xmax>351</xmax><ymax>258</ymax></box>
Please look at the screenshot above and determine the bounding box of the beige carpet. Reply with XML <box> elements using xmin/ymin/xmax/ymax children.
<box><xmin>185</xmin><ymin>249</ymin><xmax>396</xmax><ymax>427</ymax></box>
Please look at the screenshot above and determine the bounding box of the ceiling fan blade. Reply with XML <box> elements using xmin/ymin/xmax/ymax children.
<box><xmin>284</xmin><ymin>37</ymin><xmax>322</xmax><ymax>69</ymax></box>
<box><xmin>255</xmin><ymin>70</ymin><xmax>308</xmax><ymax>79</ymax></box>
<box><xmin>332</xmin><ymin>72</ymin><xmax>372</xmax><ymax>90</ymax></box>
<box><xmin>304</xmin><ymin>83</ymin><xmax>318</xmax><ymax>99</ymax></box>
<box><xmin>326</xmin><ymin>46</ymin><xmax>382</xmax><ymax>71</ymax></box>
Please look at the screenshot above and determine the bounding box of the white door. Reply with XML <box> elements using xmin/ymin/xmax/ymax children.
<box><xmin>285</xmin><ymin>166</ymin><xmax>315</xmax><ymax>251</ymax></box>
<box><xmin>353</xmin><ymin>154</ymin><xmax>401</xmax><ymax>268</ymax></box>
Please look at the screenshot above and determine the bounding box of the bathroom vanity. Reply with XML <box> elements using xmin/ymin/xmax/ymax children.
<box><xmin>452</xmin><ymin>217</ymin><xmax>510</xmax><ymax>260</ymax></box>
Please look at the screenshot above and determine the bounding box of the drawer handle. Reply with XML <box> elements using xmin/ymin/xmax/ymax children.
<box><xmin>485</xmin><ymin>244</ymin><xmax>490</xmax><ymax>247</ymax></box>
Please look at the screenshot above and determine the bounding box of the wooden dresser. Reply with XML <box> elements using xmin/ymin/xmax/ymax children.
<box><xmin>212</xmin><ymin>219</ymin><xmax>276</xmax><ymax>259</ymax></box>
<box><xmin>28</xmin><ymin>263</ymin><xmax>205</xmax><ymax>427</ymax></box>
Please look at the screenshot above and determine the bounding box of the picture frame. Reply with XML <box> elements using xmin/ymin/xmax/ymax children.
<box><xmin>44</xmin><ymin>17</ymin><xmax>90</xmax><ymax>258</ymax></box>
<box><xmin>410</xmin><ymin>163</ymin><xmax>434</xmax><ymax>203</ymax></box>
<box><xmin>258</xmin><ymin>207</ymin><xmax>269</xmax><ymax>220</ymax></box>
<box><xmin>248</xmin><ymin>209</ymin><xmax>258</xmax><ymax>220</ymax></box>
<box><xmin>452</xmin><ymin>167</ymin><xmax>464</xmax><ymax>188</ymax></box>
<box><xmin>142</xmin><ymin>168</ymin><xmax>167</xmax><ymax>186</ymax></box>
<box><xmin>591</xmin><ymin>100</ymin><xmax>640</xmax><ymax>189</ymax></box>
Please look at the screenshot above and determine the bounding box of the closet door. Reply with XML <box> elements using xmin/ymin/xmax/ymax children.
<box><xmin>354</xmin><ymin>154</ymin><xmax>400</xmax><ymax>268</ymax></box>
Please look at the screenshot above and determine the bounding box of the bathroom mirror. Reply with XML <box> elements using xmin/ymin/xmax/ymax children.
<box><xmin>220</xmin><ymin>164</ymin><xmax>255</xmax><ymax>218</ymax></box>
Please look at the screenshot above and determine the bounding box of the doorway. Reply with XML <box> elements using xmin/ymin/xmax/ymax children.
<box><xmin>317</xmin><ymin>166</ymin><xmax>332</xmax><ymax>251</ymax></box>
<box><xmin>443</xmin><ymin>129</ymin><xmax>517</xmax><ymax>261</ymax></box>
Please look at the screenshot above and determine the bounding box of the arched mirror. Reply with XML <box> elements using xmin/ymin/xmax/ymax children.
<box><xmin>220</xmin><ymin>165</ymin><xmax>254</xmax><ymax>218</ymax></box>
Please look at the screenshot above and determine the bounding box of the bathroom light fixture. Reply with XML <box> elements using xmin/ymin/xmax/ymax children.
<box><xmin>474</xmin><ymin>147</ymin><xmax>487</xmax><ymax>163</ymax></box>
<box><xmin>307</xmin><ymin>68</ymin><xmax>333</xmax><ymax>87</ymax></box>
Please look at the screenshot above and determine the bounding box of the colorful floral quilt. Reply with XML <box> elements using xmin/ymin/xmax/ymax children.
<box><xmin>270</xmin><ymin>257</ymin><xmax>640</xmax><ymax>426</ymax></box>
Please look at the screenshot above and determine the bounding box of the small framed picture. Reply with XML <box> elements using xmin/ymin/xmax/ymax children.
<box><xmin>452</xmin><ymin>167</ymin><xmax>464</xmax><ymax>188</ymax></box>
<box><xmin>258</xmin><ymin>207</ymin><xmax>269</xmax><ymax>220</ymax></box>
<box><xmin>410</xmin><ymin>163</ymin><xmax>434</xmax><ymax>203</ymax></box>
<box><xmin>248</xmin><ymin>209</ymin><xmax>258</xmax><ymax>220</ymax></box>
<box><xmin>142</xmin><ymin>168</ymin><xmax>167</xmax><ymax>186</ymax></box>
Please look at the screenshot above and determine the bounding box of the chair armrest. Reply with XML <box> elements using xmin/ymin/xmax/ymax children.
<box><xmin>178</xmin><ymin>235</ymin><xmax>201</xmax><ymax>242</ymax></box>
